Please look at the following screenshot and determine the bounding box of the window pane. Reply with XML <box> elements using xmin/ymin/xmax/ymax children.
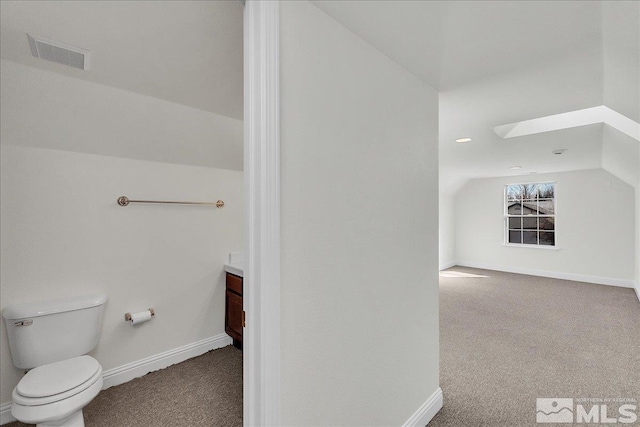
<box><xmin>540</xmin><ymin>231</ymin><xmax>555</xmax><ymax>246</ymax></box>
<box><xmin>507</xmin><ymin>184</ymin><xmax>524</xmax><ymax>201</ymax></box>
<box><xmin>538</xmin><ymin>199</ymin><xmax>555</xmax><ymax>215</ymax></box>
<box><xmin>523</xmin><ymin>217</ymin><xmax>537</xmax><ymax>230</ymax></box>
<box><xmin>509</xmin><ymin>217</ymin><xmax>522</xmax><ymax>229</ymax></box>
<box><xmin>523</xmin><ymin>231</ymin><xmax>538</xmax><ymax>244</ymax></box>
<box><xmin>538</xmin><ymin>183</ymin><xmax>554</xmax><ymax>198</ymax></box>
<box><xmin>539</xmin><ymin>217</ymin><xmax>554</xmax><ymax>230</ymax></box>
<box><xmin>523</xmin><ymin>184</ymin><xmax>538</xmax><ymax>200</ymax></box>
<box><xmin>522</xmin><ymin>200</ymin><xmax>538</xmax><ymax>215</ymax></box>
<box><xmin>509</xmin><ymin>230</ymin><xmax>522</xmax><ymax>243</ymax></box>
<box><xmin>507</xmin><ymin>202</ymin><xmax>522</xmax><ymax>215</ymax></box>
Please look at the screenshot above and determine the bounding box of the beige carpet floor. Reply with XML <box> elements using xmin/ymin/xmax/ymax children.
<box><xmin>429</xmin><ymin>267</ymin><xmax>640</xmax><ymax>427</ymax></box>
<box><xmin>7</xmin><ymin>345</ymin><xmax>242</xmax><ymax>427</ymax></box>
<box><xmin>6</xmin><ymin>269</ymin><xmax>639</xmax><ymax>427</ymax></box>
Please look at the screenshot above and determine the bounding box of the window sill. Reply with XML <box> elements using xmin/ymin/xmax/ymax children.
<box><xmin>504</xmin><ymin>243</ymin><xmax>561</xmax><ymax>251</ymax></box>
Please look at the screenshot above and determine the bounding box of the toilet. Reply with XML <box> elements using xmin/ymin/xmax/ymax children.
<box><xmin>2</xmin><ymin>294</ymin><xmax>108</xmax><ymax>427</ymax></box>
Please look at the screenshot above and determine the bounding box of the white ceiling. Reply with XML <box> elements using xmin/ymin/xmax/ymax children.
<box><xmin>313</xmin><ymin>1</ymin><xmax>639</xmax><ymax>194</ymax></box>
<box><xmin>1</xmin><ymin>1</ymin><xmax>637</xmax><ymax>187</ymax></box>
<box><xmin>1</xmin><ymin>59</ymin><xmax>244</xmax><ymax>171</ymax></box>
<box><xmin>313</xmin><ymin>1</ymin><xmax>603</xmax><ymax>92</ymax></box>
<box><xmin>0</xmin><ymin>1</ymin><xmax>244</xmax><ymax>120</ymax></box>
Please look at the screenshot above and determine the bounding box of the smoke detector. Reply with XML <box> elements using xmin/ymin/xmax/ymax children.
<box><xmin>27</xmin><ymin>34</ymin><xmax>90</xmax><ymax>70</ymax></box>
<box><xmin>552</xmin><ymin>149</ymin><xmax>567</xmax><ymax>155</ymax></box>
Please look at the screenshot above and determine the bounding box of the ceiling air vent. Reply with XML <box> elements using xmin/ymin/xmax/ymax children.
<box><xmin>27</xmin><ymin>34</ymin><xmax>90</xmax><ymax>70</ymax></box>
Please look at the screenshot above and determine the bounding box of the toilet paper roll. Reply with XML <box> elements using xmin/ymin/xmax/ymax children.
<box><xmin>129</xmin><ymin>310</ymin><xmax>152</xmax><ymax>325</ymax></box>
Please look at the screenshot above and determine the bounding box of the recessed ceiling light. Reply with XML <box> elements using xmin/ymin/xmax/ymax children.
<box><xmin>509</xmin><ymin>166</ymin><xmax>522</xmax><ymax>170</ymax></box>
<box><xmin>455</xmin><ymin>137</ymin><xmax>472</xmax><ymax>143</ymax></box>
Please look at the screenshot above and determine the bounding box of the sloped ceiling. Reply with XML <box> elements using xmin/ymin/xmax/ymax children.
<box><xmin>0</xmin><ymin>59</ymin><xmax>244</xmax><ymax>171</ymax></box>
<box><xmin>313</xmin><ymin>1</ymin><xmax>640</xmax><ymax>193</ymax></box>
<box><xmin>0</xmin><ymin>1</ymin><xmax>243</xmax><ymax>120</ymax></box>
<box><xmin>0</xmin><ymin>1</ymin><xmax>244</xmax><ymax>170</ymax></box>
<box><xmin>1</xmin><ymin>1</ymin><xmax>638</xmax><ymax>183</ymax></box>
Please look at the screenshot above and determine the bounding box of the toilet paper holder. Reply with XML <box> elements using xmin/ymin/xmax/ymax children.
<box><xmin>124</xmin><ymin>308</ymin><xmax>155</xmax><ymax>322</ymax></box>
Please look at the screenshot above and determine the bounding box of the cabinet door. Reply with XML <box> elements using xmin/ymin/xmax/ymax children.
<box><xmin>225</xmin><ymin>290</ymin><xmax>243</xmax><ymax>343</ymax></box>
<box><xmin>226</xmin><ymin>273</ymin><xmax>243</xmax><ymax>296</ymax></box>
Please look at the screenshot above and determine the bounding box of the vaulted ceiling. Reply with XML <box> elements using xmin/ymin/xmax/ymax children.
<box><xmin>1</xmin><ymin>1</ymin><xmax>638</xmax><ymax>188</ymax></box>
<box><xmin>313</xmin><ymin>1</ymin><xmax>640</xmax><ymax>194</ymax></box>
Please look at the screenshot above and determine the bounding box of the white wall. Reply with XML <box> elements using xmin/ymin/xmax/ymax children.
<box><xmin>601</xmin><ymin>0</ymin><xmax>640</xmax><ymax>297</ymax></box>
<box><xmin>0</xmin><ymin>56</ymin><xmax>243</xmax><ymax>406</ymax></box>
<box><xmin>280</xmin><ymin>2</ymin><xmax>440</xmax><ymax>425</ymax></box>
<box><xmin>636</xmin><ymin>147</ymin><xmax>640</xmax><ymax>297</ymax></box>
<box><xmin>0</xmin><ymin>145</ymin><xmax>243</xmax><ymax>404</ymax></box>
<box><xmin>602</xmin><ymin>1</ymin><xmax>640</xmax><ymax>124</ymax></box>
<box><xmin>439</xmin><ymin>194</ymin><xmax>456</xmax><ymax>269</ymax></box>
<box><xmin>455</xmin><ymin>169</ymin><xmax>635</xmax><ymax>285</ymax></box>
<box><xmin>601</xmin><ymin>125</ymin><xmax>639</xmax><ymax>188</ymax></box>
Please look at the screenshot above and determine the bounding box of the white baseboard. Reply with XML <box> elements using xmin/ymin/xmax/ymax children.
<box><xmin>0</xmin><ymin>403</ymin><xmax>13</xmax><ymax>425</ymax></box>
<box><xmin>403</xmin><ymin>387</ymin><xmax>443</xmax><ymax>427</ymax></box>
<box><xmin>102</xmin><ymin>333</ymin><xmax>232</xmax><ymax>389</ymax></box>
<box><xmin>634</xmin><ymin>282</ymin><xmax>640</xmax><ymax>303</ymax></box>
<box><xmin>0</xmin><ymin>333</ymin><xmax>233</xmax><ymax>425</ymax></box>
<box><xmin>455</xmin><ymin>260</ymin><xmax>635</xmax><ymax>289</ymax></box>
<box><xmin>439</xmin><ymin>261</ymin><xmax>457</xmax><ymax>271</ymax></box>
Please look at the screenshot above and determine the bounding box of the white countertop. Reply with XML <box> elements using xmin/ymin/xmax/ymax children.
<box><xmin>224</xmin><ymin>263</ymin><xmax>243</xmax><ymax>277</ymax></box>
<box><xmin>224</xmin><ymin>251</ymin><xmax>243</xmax><ymax>277</ymax></box>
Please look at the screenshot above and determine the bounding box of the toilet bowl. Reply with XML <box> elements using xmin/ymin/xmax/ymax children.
<box><xmin>2</xmin><ymin>295</ymin><xmax>108</xmax><ymax>427</ymax></box>
<box><xmin>11</xmin><ymin>356</ymin><xmax>103</xmax><ymax>427</ymax></box>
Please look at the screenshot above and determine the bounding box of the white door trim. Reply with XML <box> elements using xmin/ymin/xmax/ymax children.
<box><xmin>243</xmin><ymin>1</ymin><xmax>281</xmax><ymax>426</ymax></box>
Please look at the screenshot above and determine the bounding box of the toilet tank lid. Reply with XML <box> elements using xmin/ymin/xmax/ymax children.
<box><xmin>2</xmin><ymin>294</ymin><xmax>107</xmax><ymax>320</ymax></box>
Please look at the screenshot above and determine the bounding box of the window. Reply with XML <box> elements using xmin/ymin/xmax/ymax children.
<box><xmin>505</xmin><ymin>182</ymin><xmax>555</xmax><ymax>246</ymax></box>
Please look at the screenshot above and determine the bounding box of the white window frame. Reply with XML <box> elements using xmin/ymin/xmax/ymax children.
<box><xmin>504</xmin><ymin>181</ymin><xmax>558</xmax><ymax>249</ymax></box>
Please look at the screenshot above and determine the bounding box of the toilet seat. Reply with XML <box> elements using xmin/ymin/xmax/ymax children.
<box><xmin>11</xmin><ymin>356</ymin><xmax>103</xmax><ymax>426</ymax></box>
<box><xmin>12</xmin><ymin>356</ymin><xmax>102</xmax><ymax>406</ymax></box>
<box><xmin>11</xmin><ymin>375</ymin><xmax>103</xmax><ymax>426</ymax></box>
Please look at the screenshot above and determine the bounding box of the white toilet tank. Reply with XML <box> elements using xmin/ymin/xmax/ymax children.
<box><xmin>2</xmin><ymin>294</ymin><xmax>107</xmax><ymax>370</ymax></box>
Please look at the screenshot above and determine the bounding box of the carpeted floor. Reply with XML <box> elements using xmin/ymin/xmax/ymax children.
<box><xmin>6</xmin><ymin>269</ymin><xmax>639</xmax><ymax>427</ymax></box>
<box><xmin>429</xmin><ymin>267</ymin><xmax>640</xmax><ymax>427</ymax></box>
<box><xmin>7</xmin><ymin>345</ymin><xmax>242</xmax><ymax>427</ymax></box>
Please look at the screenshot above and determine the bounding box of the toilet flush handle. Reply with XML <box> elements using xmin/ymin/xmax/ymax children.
<box><xmin>14</xmin><ymin>319</ymin><xmax>33</xmax><ymax>327</ymax></box>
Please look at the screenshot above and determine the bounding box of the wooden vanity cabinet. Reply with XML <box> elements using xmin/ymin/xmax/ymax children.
<box><xmin>225</xmin><ymin>273</ymin><xmax>243</xmax><ymax>349</ymax></box>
